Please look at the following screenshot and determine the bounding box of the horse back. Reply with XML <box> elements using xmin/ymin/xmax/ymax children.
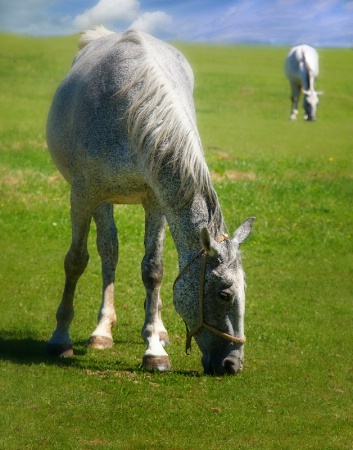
<box><xmin>285</xmin><ymin>45</ymin><xmax>319</xmax><ymax>86</ymax></box>
<box><xmin>46</xmin><ymin>29</ymin><xmax>195</xmax><ymax>189</ymax></box>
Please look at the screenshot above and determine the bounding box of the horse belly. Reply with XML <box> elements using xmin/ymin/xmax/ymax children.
<box><xmin>101</xmin><ymin>172</ymin><xmax>152</xmax><ymax>205</ymax></box>
<box><xmin>109</xmin><ymin>193</ymin><xmax>144</xmax><ymax>204</ymax></box>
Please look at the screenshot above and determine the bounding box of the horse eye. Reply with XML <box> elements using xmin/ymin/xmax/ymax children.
<box><xmin>218</xmin><ymin>290</ymin><xmax>233</xmax><ymax>302</ymax></box>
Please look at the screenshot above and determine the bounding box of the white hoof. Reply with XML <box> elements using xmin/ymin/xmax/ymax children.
<box><xmin>142</xmin><ymin>355</ymin><xmax>172</xmax><ymax>371</ymax></box>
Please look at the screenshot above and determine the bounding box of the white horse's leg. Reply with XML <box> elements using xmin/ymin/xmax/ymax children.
<box><xmin>290</xmin><ymin>81</ymin><xmax>300</xmax><ymax>120</ymax></box>
<box><xmin>88</xmin><ymin>203</ymin><xmax>118</xmax><ymax>349</ymax></box>
<box><xmin>141</xmin><ymin>201</ymin><xmax>171</xmax><ymax>371</ymax></box>
<box><xmin>47</xmin><ymin>191</ymin><xmax>92</xmax><ymax>357</ymax></box>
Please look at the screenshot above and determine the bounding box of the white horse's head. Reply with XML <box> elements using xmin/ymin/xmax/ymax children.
<box><xmin>302</xmin><ymin>89</ymin><xmax>323</xmax><ymax>121</ymax></box>
<box><xmin>173</xmin><ymin>218</ymin><xmax>254</xmax><ymax>375</ymax></box>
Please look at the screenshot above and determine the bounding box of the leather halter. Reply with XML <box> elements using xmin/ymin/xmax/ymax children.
<box><xmin>173</xmin><ymin>234</ymin><xmax>246</xmax><ymax>354</ymax></box>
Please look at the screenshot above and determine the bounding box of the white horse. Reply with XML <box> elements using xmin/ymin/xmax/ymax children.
<box><xmin>285</xmin><ymin>45</ymin><xmax>323</xmax><ymax>120</ymax></box>
<box><xmin>46</xmin><ymin>26</ymin><xmax>254</xmax><ymax>375</ymax></box>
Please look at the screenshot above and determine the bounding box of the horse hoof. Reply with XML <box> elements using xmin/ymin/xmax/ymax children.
<box><xmin>159</xmin><ymin>331</ymin><xmax>170</xmax><ymax>346</ymax></box>
<box><xmin>47</xmin><ymin>342</ymin><xmax>74</xmax><ymax>358</ymax></box>
<box><xmin>88</xmin><ymin>335</ymin><xmax>113</xmax><ymax>350</ymax></box>
<box><xmin>142</xmin><ymin>355</ymin><xmax>172</xmax><ymax>371</ymax></box>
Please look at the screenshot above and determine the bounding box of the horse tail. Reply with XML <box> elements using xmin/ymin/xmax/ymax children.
<box><xmin>78</xmin><ymin>25</ymin><xmax>115</xmax><ymax>49</ymax></box>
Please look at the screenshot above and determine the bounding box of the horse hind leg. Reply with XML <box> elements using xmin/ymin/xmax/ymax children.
<box><xmin>47</xmin><ymin>192</ymin><xmax>92</xmax><ymax>357</ymax></box>
<box><xmin>141</xmin><ymin>201</ymin><xmax>171</xmax><ymax>371</ymax></box>
<box><xmin>88</xmin><ymin>203</ymin><xmax>118</xmax><ymax>349</ymax></box>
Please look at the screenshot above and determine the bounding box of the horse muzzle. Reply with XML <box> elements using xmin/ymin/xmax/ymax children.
<box><xmin>202</xmin><ymin>350</ymin><xmax>244</xmax><ymax>375</ymax></box>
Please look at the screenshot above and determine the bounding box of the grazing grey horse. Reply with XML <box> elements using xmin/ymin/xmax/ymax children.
<box><xmin>46</xmin><ymin>26</ymin><xmax>254</xmax><ymax>375</ymax></box>
<box><xmin>285</xmin><ymin>45</ymin><xmax>323</xmax><ymax>121</ymax></box>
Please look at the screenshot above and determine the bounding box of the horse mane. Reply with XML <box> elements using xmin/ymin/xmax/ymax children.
<box><xmin>78</xmin><ymin>25</ymin><xmax>115</xmax><ymax>49</ymax></box>
<box><xmin>116</xmin><ymin>30</ymin><xmax>224</xmax><ymax>232</ymax></box>
<box><xmin>302</xmin><ymin>48</ymin><xmax>314</xmax><ymax>91</ymax></box>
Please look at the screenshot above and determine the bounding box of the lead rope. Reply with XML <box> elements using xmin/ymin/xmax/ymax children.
<box><xmin>185</xmin><ymin>251</ymin><xmax>208</xmax><ymax>354</ymax></box>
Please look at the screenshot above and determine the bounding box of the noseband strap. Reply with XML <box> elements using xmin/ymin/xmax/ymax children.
<box><xmin>173</xmin><ymin>234</ymin><xmax>246</xmax><ymax>354</ymax></box>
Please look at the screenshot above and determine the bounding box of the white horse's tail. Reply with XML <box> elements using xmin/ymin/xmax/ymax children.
<box><xmin>79</xmin><ymin>25</ymin><xmax>115</xmax><ymax>49</ymax></box>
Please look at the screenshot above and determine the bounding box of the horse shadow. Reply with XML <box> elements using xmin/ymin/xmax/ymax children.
<box><xmin>0</xmin><ymin>331</ymin><xmax>85</xmax><ymax>368</ymax></box>
<box><xmin>0</xmin><ymin>331</ymin><xmax>201</xmax><ymax>376</ymax></box>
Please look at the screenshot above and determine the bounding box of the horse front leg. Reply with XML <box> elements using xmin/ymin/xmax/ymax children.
<box><xmin>141</xmin><ymin>200</ymin><xmax>171</xmax><ymax>371</ymax></box>
<box><xmin>47</xmin><ymin>190</ymin><xmax>92</xmax><ymax>357</ymax></box>
<box><xmin>88</xmin><ymin>203</ymin><xmax>118</xmax><ymax>349</ymax></box>
<box><xmin>289</xmin><ymin>82</ymin><xmax>300</xmax><ymax>120</ymax></box>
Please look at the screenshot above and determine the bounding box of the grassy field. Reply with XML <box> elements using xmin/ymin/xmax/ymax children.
<box><xmin>0</xmin><ymin>32</ymin><xmax>352</xmax><ymax>449</ymax></box>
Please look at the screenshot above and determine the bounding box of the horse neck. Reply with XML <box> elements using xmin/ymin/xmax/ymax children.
<box><xmin>302</xmin><ymin>54</ymin><xmax>315</xmax><ymax>91</ymax></box>
<box><xmin>164</xmin><ymin>193</ymin><xmax>225</xmax><ymax>265</ymax></box>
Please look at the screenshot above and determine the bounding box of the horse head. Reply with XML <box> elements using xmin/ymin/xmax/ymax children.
<box><xmin>173</xmin><ymin>218</ymin><xmax>254</xmax><ymax>375</ymax></box>
<box><xmin>302</xmin><ymin>89</ymin><xmax>323</xmax><ymax>121</ymax></box>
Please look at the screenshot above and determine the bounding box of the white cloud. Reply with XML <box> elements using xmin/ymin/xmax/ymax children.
<box><xmin>73</xmin><ymin>0</ymin><xmax>139</xmax><ymax>29</ymax></box>
<box><xmin>72</xmin><ymin>1</ymin><xmax>173</xmax><ymax>38</ymax></box>
<box><xmin>0</xmin><ymin>0</ymin><xmax>173</xmax><ymax>38</ymax></box>
<box><xmin>129</xmin><ymin>11</ymin><xmax>172</xmax><ymax>35</ymax></box>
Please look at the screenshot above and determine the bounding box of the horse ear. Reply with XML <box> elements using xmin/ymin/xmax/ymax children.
<box><xmin>200</xmin><ymin>228</ymin><xmax>218</xmax><ymax>256</ymax></box>
<box><xmin>232</xmin><ymin>217</ymin><xmax>255</xmax><ymax>245</ymax></box>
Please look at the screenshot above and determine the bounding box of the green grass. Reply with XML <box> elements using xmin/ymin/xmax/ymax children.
<box><xmin>1</xmin><ymin>33</ymin><xmax>352</xmax><ymax>449</ymax></box>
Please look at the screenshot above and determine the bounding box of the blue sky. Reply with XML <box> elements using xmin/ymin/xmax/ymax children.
<box><xmin>1</xmin><ymin>0</ymin><xmax>352</xmax><ymax>47</ymax></box>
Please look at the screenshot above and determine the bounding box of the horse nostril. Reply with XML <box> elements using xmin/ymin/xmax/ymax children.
<box><xmin>223</xmin><ymin>358</ymin><xmax>242</xmax><ymax>375</ymax></box>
